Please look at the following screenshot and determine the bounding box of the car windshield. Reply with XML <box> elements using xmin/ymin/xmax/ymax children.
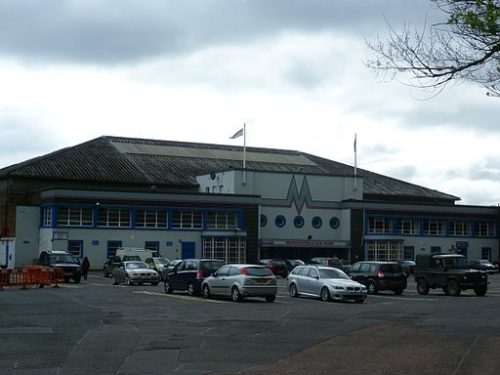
<box><xmin>126</xmin><ymin>262</ymin><xmax>148</xmax><ymax>269</ymax></box>
<box><xmin>201</xmin><ymin>261</ymin><xmax>225</xmax><ymax>272</ymax></box>
<box><xmin>443</xmin><ymin>256</ymin><xmax>467</xmax><ymax>268</ymax></box>
<box><xmin>319</xmin><ymin>268</ymin><xmax>349</xmax><ymax>279</ymax></box>
<box><xmin>245</xmin><ymin>267</ymin><xmax>273</xmax><ymax>276</ymax></box>
<box><xmin>50</xmin><ymin>254</ymin><xmax>75</xmax><ymax>263</ymax></box>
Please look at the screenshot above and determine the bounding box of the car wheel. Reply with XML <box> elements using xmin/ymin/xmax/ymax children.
<box><xmin>265</xmin><ymin>295</ymin><xmax>276</xmax><ymax>303</ymax></box>
<box><xmin>103</xmin><ymin>268</ymin><xmax>109</xmax><ymax>278</ymax></box>
<box><xmin>164</xmin><ymin>280</ymin><xmax>173</xmax><ymax>294</ymax></box>
<box><xmin>113</xmin><ymin>278</ymin><xmax>119</xmax><ymax>285</ymax></box>
<box><xmin>64</xmin><ymin>276</ymin><xmax>70</xmax><ymax>283</ymax></box>
<box><xmin>74</xmin><ymin>275</ymin><xmax>81</xmax><ymax>284</ymax></box>
<box><xmin>187</xmin><ymin>282</ymin><xmax>197</xmax><ymax>296</ymax></box>
<box><xmin>124</xmin><ymin>276</ymin><xmax>131</xmax><ymax>286</ymax></box>
<box><xmin>447</xmin><ymin>279</ymin><xmax>461</xmax><ymax>296</ymax></box>
<box><xmin>442</xmin><ymin>286</ymin><xmax>449</xmax><ymax>295</ymax></box>
<box><xmin>367</xmin><ymin>280</ymin><xmax>377</xmax><ymax>295</ymax></box>
<box><xmin>231</xmin><ymin>287</ymin><xmax>242</xmax><ymax>302</ymax></box>
<box><xmin>394</xmin><ymin>289</ymin><xmax>403</xmax><ymax>295</ymax></box>
<box><xmin>416</xmin><ymin>278</ymin><xmax>429</xmax><ymax>295</ymax></box>
<box><xmin>202</xmin><ymin>284</ymin><xmax>211</xmax><ymax>299</ymax></box>
<box><xmin>474</xmin><ymin>286</ymin><xmax>487</xmax><ymax>296</ymax></box>
<box><xmin>320</xmin><ymin>287</ymin><xmax>330</xmax><ymax>302</ymax></box>
<box><xmin>289</xmin><ymin>283</ymin><xmax>299</xmax><ymax>298</ymax></box>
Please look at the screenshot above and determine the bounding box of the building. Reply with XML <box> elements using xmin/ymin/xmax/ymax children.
<box><xmin>0</xmin><ymin>136</ymin><xmax>498</xmax><ymax>269</ymax></box>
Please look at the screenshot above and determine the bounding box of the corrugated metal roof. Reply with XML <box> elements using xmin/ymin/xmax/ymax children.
<box><xmin>0</xmin><ymin>135</ymin><xmax>459</xmax><ymax>202</ymax></box>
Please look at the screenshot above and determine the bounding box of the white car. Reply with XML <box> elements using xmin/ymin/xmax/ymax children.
<box><xmin>112</xmin><ymin>261</ymin><xmax>159</xmax><ymax>286</ymax></box>
<box><xmin>287</xmin><ymin>265</ymin><xmax>367</xmax><ymax>303</ymax></box>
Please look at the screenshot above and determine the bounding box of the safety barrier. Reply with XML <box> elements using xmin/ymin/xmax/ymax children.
<box><xmin>0</xmin><ymin>266</ymin><xmax>65</xmax><ymax>289</ymax></box>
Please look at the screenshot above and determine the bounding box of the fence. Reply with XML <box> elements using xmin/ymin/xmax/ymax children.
<box><xmin>0</xmin><ymin>266</ymin><xmax>65</xmax><ymax>289</ymax></box>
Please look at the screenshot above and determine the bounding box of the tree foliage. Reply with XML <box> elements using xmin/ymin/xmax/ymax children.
<box><xmin>366</xmin><ymin>0</ymin><xmax>500</xmax><ymax>96</ymax></box>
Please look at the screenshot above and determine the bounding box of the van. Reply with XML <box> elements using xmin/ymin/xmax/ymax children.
<box><xmin>115</xmin><ymin>247</ymin><xmax>160</xmax><ymax>261</ymax></box>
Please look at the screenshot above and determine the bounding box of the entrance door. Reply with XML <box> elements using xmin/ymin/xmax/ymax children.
<box><xmin>181</xmin><ymin>242</ymin><xmax>196</xmax><ymax>259</ymax></box>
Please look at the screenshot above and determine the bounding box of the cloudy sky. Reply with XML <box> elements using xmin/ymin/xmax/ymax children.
<box><xmin>0</xmin><ymin>0</ymin><xmax>498</xmax><ymax>206</ymax></box>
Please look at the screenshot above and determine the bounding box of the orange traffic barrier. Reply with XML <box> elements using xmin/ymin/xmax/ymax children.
<box><xmin>0</xmin><ymin>266</ymin><xmax>66</xmax><ymax>289</ymax></box>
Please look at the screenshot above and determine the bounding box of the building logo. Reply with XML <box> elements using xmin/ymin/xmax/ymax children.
<box><xmin>285</xmin><ymin>175</ymin><xmax>312</xmax><ymax>214</ymax></box>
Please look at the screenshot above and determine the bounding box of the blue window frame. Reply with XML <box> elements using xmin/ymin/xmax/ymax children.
<box><xmin>145</xmin><ymin>241</ymin><xmax>160</xmax><ymax>253</ymax></box>
<box><xmin>67</xmin><ymin>240</ymin><xmax>83</xmax><ymax>258</ymax></box>
<box><xmin>481</xmin><ymin>247</ymin><xmax>491</xmax><ymax>261</ymax></box>
<box><xmin>107</xmin><ymin>241</ymin><xmax>122</xmax><ymax>259</ymax></box>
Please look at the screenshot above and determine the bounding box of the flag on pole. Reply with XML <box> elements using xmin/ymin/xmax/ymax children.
<box><xmin>230</xmin><ymin>128</ymin><xmax>244</xmax><ymax>139</ymax></box>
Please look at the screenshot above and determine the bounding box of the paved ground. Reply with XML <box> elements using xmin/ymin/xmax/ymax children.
<box><xmin>1</xmin><ymin>272</ymin><xmax>500</xmax><ymax>374</ymax></box>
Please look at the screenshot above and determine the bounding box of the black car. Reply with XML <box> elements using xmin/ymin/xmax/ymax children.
<box><xmin>38</xmin><ymin>251</ymin><xmax>81</xmax><ymax>283</ymax></box>
<box><xmin>285</xmin><ymin>259</ymin><xmax>305</xmax><ymax>272</ymax></box>
<box><xmin>259</xmin><ymin>259</ymin><xmax>289</xmax><ymax>278</ymax></box>
<box><xmin>398</xmin><ymin>260</ymin><xmax>416</xmax><ymax>277</ymax></box>
<box><xmin>164</xmin><ymin>259</ymin><xmax>225</xmax><ymax>296</ymax></box>
<box><xmin>349</xmin><ymin>261</ymin><xmax>407</xmax><ymax>295</ymax></box>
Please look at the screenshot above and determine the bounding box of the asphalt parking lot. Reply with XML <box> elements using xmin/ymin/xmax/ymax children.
<box><xmin>1</xmin><ymin>272</ymin><xmax>500</xmax><ymax>375</ymax></box>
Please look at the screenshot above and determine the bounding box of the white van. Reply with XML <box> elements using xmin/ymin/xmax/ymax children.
<box><xmin>115</xmin><ymin>247</ymin><xmax>160</xmax><ymax>261</ymax></box>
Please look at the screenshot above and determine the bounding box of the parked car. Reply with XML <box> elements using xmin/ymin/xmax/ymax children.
<box><xmin>164</xmin><ymin>259</ymin><xmax>225</xmax><ymax>295</ymax></box>
<box><xmin>145</xmin><ymin>257</ymin><xmax>170</xmax><ymax>280</ymax></box>
<box><xmin>285</xmin><ymin>259</ymin><xmax>305</xmax><ymax>272</ymax></box>
<box><xmin>309</xmin><ymin>257</ymin><xmax>350</xmax><ymax>273</ymax></box>
<box><xmin>103</xmin><ymin>255</ymin><xmax>141</xmax><ymax>277</ymax></box>
<box><xmin>201</xmin><ymin>264</ymin><xmax>278</xmax><ymax>302</ymax></box>
<box><xmin>112</xmin><ymin>261</ymin><xmax>159</xmax><ymax>286</ymax></box>
<box><xmin>38</xmin><ymin>250</ymin><xmax>81</xmax><ymax>283</ymax></box>
<box><xmin>468</xmin><ymin>259</ymin><xmax>498</xmax><ymax>273</ymax></box>
<box><xmin>259</xmin><ymin>259</ymin><xmax>289</xmax><ymax>277</ymax></box>
<box><xmin>414</xmin><ymin>254</ymin><xmax>488</xmax><ymax>296</ymax></box>
<box><xmin>398</xmin><ymin>260</ymin><xmax>416</xmax><ymax>277</ymax></box>
<box><xmin>161</xmin><ymin>259</ymin><xmax>183</xmax><ymax>280</ymax></box>
<box><xmin>287</xmin><ymin>265</ymin><xmax>367</xmax><ymax>303</ymax></box>
<box><xmin>349</xmin><ymin>261</ymin><xmax>407</xmax><ymax>295</ymax></box>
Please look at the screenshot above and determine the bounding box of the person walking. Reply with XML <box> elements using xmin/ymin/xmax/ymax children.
<box><xmin>81</xmin><ymin>256</ymin><xmax>90</xmax><ymax>280</ymax></box>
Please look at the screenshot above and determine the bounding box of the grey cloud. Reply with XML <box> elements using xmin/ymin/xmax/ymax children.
<box><xmin>468</xmin><ymin>158</ymin><xmax>500</xmax><ymax>181</ymax></box>
<box><xmin>0</xmin><ymin>0</ymin><xmax>431</xmax><ymax>64</ymax></box>
<box><xmin>0</xmin><ymin>116</ymin><xmax>57</xmax><ymax>167</ymax></box>
<box><xmin>386</xmin><ymin>165</ymin><xmax>417</xmax><ymax>180</ymax></box>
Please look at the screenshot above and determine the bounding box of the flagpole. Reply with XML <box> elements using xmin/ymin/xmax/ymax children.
<box><xmin>354</xmin><ymin>133</ymin><xmax>357</xmax><ymax>191</ymax></box>
<box><xmin>243</xmin><ymin>123</ymin><xmax>247</xmax><ymax>185</ymax></box>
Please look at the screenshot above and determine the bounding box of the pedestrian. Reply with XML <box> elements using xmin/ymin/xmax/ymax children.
<box><xmin>81</xmin><ymin>256</ymin><xmax>90</xmax><ymax>280</ymax></box>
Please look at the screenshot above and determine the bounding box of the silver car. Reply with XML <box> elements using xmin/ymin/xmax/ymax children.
<box><xmin>201</xmin><ymin>264</ymin><xmax>278</xmax><ymax>302</ymax></box>
<box><xmin>112</xmin><ymin>261</ymin><xmax>159</xmax><ymax>286</ymax></box>
<box><xmin>287</xmin><ymin>265</ymin><xmax>367</xmax><ymax>303</ymax></box>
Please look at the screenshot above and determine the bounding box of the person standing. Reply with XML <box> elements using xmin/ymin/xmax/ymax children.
<box><xmin>81</xmin><ymin>256</ymin><xmax>90</xmax><ymax>280</ymax></box>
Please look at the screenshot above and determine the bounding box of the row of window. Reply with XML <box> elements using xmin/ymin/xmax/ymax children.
<box><xmin>67</xmin><ymin>240</ymin><xmax>161</xmax><ymax>258</ymax></box>
<box><xmin>42</xmin><ymin>206</ymin><xmax>239</xmax><ymax>230</ymax></box>
<box><xmin>367</xmin><ymin>216</ymin><xmax>496</xmax><ymax>237</ymax></box>
<box><xmin>260</xmin><ymin>214</ymin><xmax>340</xmax><ymax>229</ymax></box>
<box><xmin>365</xmin><ymin>240</ymin><xmax>493</xmax><ymax>262</ymax></box>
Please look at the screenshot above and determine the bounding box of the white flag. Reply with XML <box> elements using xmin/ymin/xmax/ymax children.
<box><xmin>230</xmin><ymin>128</ymin><xmax>244</xmax><ymax>139</ymax></box>
<box><xmin>353</xmin><ymin>133</ymin><xmax>357</xmax><ymax>153</ymax></box>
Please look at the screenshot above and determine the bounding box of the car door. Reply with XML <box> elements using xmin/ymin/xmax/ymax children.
<box><xmin>301</xmin><ymin>267</ymin><xmax>315</xmax><ymax>295</ymax></box>
<box><xmin>307</xmin><ymin>268</ymin><xmax>322</xmax><ymax>296</ymax></box>
<box><xmin>350</xmin><ymin>262</ymin><xmax>369</xmax><ymax>286</ymax></box>
<box><xmin>209</xmin><ymin>265</ymin><xmax>231</xmax><ymax>296</ymax></box>
<box><xmin>170</xmin><ymin>261</ymin><xmax>185</xmax><ymax>289</ymax></box>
